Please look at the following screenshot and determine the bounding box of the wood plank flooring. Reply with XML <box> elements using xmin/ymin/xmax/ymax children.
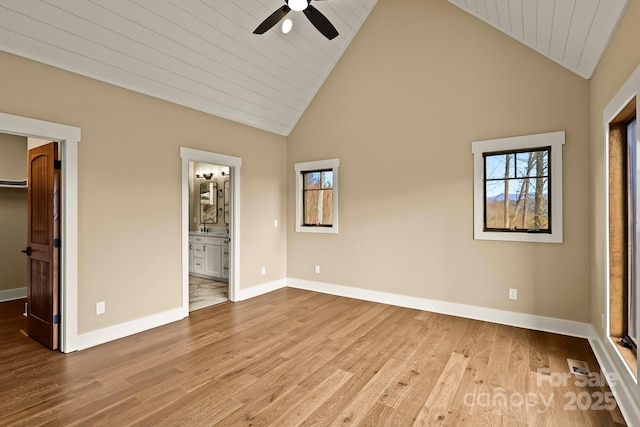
<box><xmin>0</xmin><ymin>289</ymin><xmax>627</xmax><ymax>426</ymax></box>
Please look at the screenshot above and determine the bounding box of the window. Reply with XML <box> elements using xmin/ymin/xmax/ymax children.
<box><xmin>302</xmin><ymin>169</ymin><xmax>334</xmax><ymax>226</ymax></box>
<box><xmin>484</xmin><ymin>148</ymin><xmax>550</xmax><ymax>232</ymax></box>
<box><xmin>295</xmin><ymin>159</ymin><xmax>339</xmax><ymax>233</ymax></box>
<box><xmin>609</xmin><ymin>103</ymin><xmax>638</xmax><ymax>364</ymax></box>
<box><xmin>604</xmin><ymin>64</ymin><xmax>640</xmax><ymax>393</ymax></box>
<box><xmin>627</xmin><ymin>116</ymin><xmax>638</xmax><ymax>350</ymax></box>
<box><xmin>472</xmin><ymin>131</ymin><xmax>564</xmax><ymax>243</ymax></box>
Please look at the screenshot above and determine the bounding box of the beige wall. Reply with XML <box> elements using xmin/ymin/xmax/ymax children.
<box><xmin>590</xmin><ymin>1</ymin><xmax>640</xmax><ymax>336</ymax></box>
<box><xmin>3</xmin><ymin>0</ymin><xmax>628</xmax><ymax>335</ymax></box>
<box><xmin>0</xmin><ymin>133</ymin><xmax>28</xmax><ymax>292</ymax></box>
<box><xmin>1</xmin><ymin>133</ymin><xmax>27</xmax><ymax>179</ymax></box>
<box><xmin>288</xmin><ymin>0</ymin><xmax>592</xmax><ymax>322</ymax></box>
<box><xmin>0</xmin><ymin>51</ymin><xmax>287</xmax><ymax>333</ymax></box>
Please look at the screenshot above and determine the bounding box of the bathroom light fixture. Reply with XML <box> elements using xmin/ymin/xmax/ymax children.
<box><xmin>288</xmin><ymin>0</ymin><xmax>307</xmax><ymax>12</ymax></box>
<box><xmin>196</xmin><ymin>172</ymin><xmax>214</xmax><ymax>180</ymax></box>
<box><xmin>282</xmin><ymin>18</ymin><xmax>293</xmax><ymax>34</ymax></box>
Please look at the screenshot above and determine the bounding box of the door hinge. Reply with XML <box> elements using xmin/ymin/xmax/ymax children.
<box><xmin>620</xmin><ymin>336</ymin><xmax>635</xmax><ymax>349</ymax></box>
<box><xmin>53</xmin><ymin>314</ymin><xmax>60</xmax><ymax>324</ymax></box>
<box><xmin>54</xmin><ymin>238</ymin><xmax>61</xmax><ymax>248</ymax></box>
<box><xmin>54</xmin><ymin>160</ymin><xmax>62</xmax><ymax>170</ymax></box>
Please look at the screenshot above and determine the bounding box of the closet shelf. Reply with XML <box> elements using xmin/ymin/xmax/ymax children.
<box><xmin>0</xmin><ymin>179</ymin><xmax>28</xmax><ymax>188</ymax></box>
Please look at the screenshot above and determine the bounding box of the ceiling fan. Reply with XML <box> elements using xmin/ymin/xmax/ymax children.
<box><xmin>253</xmin><ymin>0</ymin><xmax>339</xmax><ymax>40</ymax></box>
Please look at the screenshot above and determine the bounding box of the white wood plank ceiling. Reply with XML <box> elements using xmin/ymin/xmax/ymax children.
<box><xmin>0</xmin><ymin>1</ymin><xmax>629</xmax><ymax>135</ymax></box>
<box><xmin>447</xmin><ymin>0</ymin><xmax>628</xmax><ymax>79</ymax></box>
<box><xmin>0</xmin><ymin>0</ymin><xmax>377</xmax><ymax>136</ymax></box>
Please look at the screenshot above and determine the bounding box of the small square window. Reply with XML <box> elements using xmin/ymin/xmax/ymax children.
<box><xmin>295</xmin><ymin>159</ymin><xmax>339</xmax><ymax>234</ymax></box>
<box><xmin>472</xmin><ymin>131</ymin><xmax>564</xmax><ymax>243</ymax></box>
<box><xmin>483</xmin><ymin>147</ymin><xmax>550</xmax><ymax>232</ymax></box>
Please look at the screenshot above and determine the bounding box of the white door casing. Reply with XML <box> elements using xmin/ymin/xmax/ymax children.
<box><xmin>180</xmin><ymin>147</ymin><xmax>241</xmax><ymax>315</ymax></box>
<box><xmin>0</xmin><ymin>112</ymin><xmax>80</xmax><ymax>353</ymax></box>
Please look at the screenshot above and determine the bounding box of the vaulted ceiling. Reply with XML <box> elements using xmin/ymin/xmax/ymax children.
<box><xmin>447</xmin><ymin>0</ymin><xmax>628</xmax><ymax>80</ymax></box>
<box><xmin>0</xmin><ymin>1</ymin><xmax>629</xmax><ymax>136</ymax></box>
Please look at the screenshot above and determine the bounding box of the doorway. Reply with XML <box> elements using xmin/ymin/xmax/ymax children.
<box><xmin>180</xmin><ymin>147</ymin><xmax>241</xmax><ymax>316</ymax></box>
<box><xmin>0</xmin><ymin>112</ymin><xmax>80</xmax><ymax>353</ymax></box>
<box><xmin>188</xmin><ymin>162</ymin><xmax>230</xmax><ymax>311</ymax></box>
<box><xmin>0</xmin><ymin>133</ymin><xmax>28</xmax><ymax>309</ymax></box>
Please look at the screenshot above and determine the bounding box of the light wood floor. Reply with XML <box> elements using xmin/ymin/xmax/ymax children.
<box><xmin>189</xmin><ymin>275</ymin><xmax>228</xmax><ymax>312</ymax></box>
<box><xmin>0</xmin><ymin>289</ymin><xmax>627</xmax><ymax>426</ymax></box>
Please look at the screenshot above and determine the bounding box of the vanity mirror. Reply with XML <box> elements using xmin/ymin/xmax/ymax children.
<box><xmin>200</xmin><ymin>181</ymin><xmax>218</xmax><ymax>224</ymax></box>
<box><xmin>223</xmin><ymin>179</ymin><xmax>230</xmax><ymax>225</ymax></box>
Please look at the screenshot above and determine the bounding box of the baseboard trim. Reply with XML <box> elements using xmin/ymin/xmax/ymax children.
<box><xmin>588</xmin><ymin>327</ymin><xmax>640</xmax><ymax>426</ymax></box>
<box><xmin>74</xmin><ymin>279</ymin><xmax>286</xmax><ymax>351</ymax></box>
<box><xmin>0</xmin><ymin>287</ymin><xmax>27</xmax><ymax>302</ymax></box>
<box><xmin>286</xmin><ymin>278</ymin><xmax>591</xmax><ymax>338</ymax></box>
<box><xmin>75</xmin><ymin>307</ymin><xmax>186</xmax><ymax>351</ymax></box>
<box><xmin>70</xmin><ymin>277</ymin><xmax>586</xmax><ymax>351</ymax></box>
<box><xmin>235</xmin><ymin>279</ymin><xmax>287</xmax><ymax>301</ymax></box>
<box><xmin>70</xmin><ymin>277</ymin><xmax>588</xmax><ymax>347</ymax></box>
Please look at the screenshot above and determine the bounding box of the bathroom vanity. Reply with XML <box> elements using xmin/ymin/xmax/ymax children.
<box><xmin>189</xmin><ymin>231</ymin><xmax>229</xmax><ymax>281</ymax></box>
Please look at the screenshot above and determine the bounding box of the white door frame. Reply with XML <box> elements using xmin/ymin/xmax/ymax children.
<box><xmin>0</xmin><ymin>112</ymin><xmax>80</xmax><ymax>353</ymax></box>
<box><xmin>180</xmin><ymin>147</ymin><xmax>241</xmax><ymax>314</ymax></box>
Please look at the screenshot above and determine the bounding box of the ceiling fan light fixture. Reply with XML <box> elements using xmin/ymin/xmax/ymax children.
<box><xmin>288</xmin><ymin>0</ymin><xmax>308</xmax><ymax>12</ymax></box>
<box><xmin>281</xmin><ymin>18</ymin><xmax>293</xmax><ymax>34</ymax></box>
<box><xmin>254</xmin><ymin>0</ymin><xmax>338</xmax><ymax>40</ymax></box>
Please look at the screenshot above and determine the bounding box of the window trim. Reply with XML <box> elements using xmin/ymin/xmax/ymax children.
<box><xmin>603</xmin><ymin>62</ymin><xmax>640</xmax><ymax>417</ymax></box>
<box><xmin>294</xmin><ymin>159</ymin><xmax>339</xmax><ymax>234</ymax></box>
<box><xmin>472</xmin><ymin>131</ymin><xmax>565</xmax><ymax>243</ymax></box>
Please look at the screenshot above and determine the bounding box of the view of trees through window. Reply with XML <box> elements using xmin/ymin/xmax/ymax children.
<box><xmin>484</xmin><ymin>148</ymin><xmax>550</xmax><ymax>232</ymax></box>
<box><xmin>303</xmin><ymin>170</ymin><xmax>333</xmax><ymax>226</ymax></box>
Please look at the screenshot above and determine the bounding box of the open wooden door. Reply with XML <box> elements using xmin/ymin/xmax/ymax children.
<box><xmin>24</xmin><ymin>142</ymin><xmax>60</xmax><ymax>350</ymax></box>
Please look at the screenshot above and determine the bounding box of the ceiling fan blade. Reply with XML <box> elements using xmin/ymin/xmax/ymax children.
<box><xmin>303</xmin><ymin>4</ymin><xmax>338</xmax><ymax>40</ymax></box>
<box><xmin>253</xmin><ymin>5</ymin><xmax>290</xmax><ymax>34</ymax></box>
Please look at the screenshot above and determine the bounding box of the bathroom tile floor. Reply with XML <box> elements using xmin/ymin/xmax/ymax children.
<box><xmin>189</xmin><ymin>275</ymin><xmax>228</xmax><ymax>312</ymax></box>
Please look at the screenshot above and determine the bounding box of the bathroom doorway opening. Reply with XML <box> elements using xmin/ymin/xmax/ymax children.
<box><xmin>180</xmin><ymin>147</ymin><xmax>241</xmax><ymax>316</ymax></box>
<box><xmin>188</xmin><ymin>162</ymin><xmax>230</xmax><ymax>311</ymax></box>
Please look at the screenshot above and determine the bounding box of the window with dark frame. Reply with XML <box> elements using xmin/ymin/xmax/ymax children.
<box><xmin>608</xmin><ymin>97</ymin><xmax>637</xmax><ymax>367</ymax></box>
<box><xmin>302</xmin><ymin>169</ymin><xmax>333</xmax><ymax>227</ymax></box>
<box><xmin>483</xmin><ymin>147</ymin><xmax>551</xmax><ymax>233</ymax></box>
<box><xmin>625</xmin><ymin>115</ymin><xmax>638</xmax><ymax>351</ymax></box>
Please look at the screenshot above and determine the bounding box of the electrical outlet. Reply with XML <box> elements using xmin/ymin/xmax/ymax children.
<box><xmin>315</xmin><ymin>265</ymin><xmax>320</xmax><ymax>274</ymax></box>
<box><xmin>274</xmin><ymin>219</ymin><xmax>278</xmax><ymax>228</ymax></box>
<box><xmin>261</xmin><ymin>266</ymin><xmax>266</xmax><ymax>275</ymax></box>
<box><xmin>508</xmin><ymin>288</ymin><xmax>517</xmax><ymax>300</ymax></box>
<box><xmin>96</xmin><ymin>301</ymin><xmax>105</xmax><ymax>315</ymax></box>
